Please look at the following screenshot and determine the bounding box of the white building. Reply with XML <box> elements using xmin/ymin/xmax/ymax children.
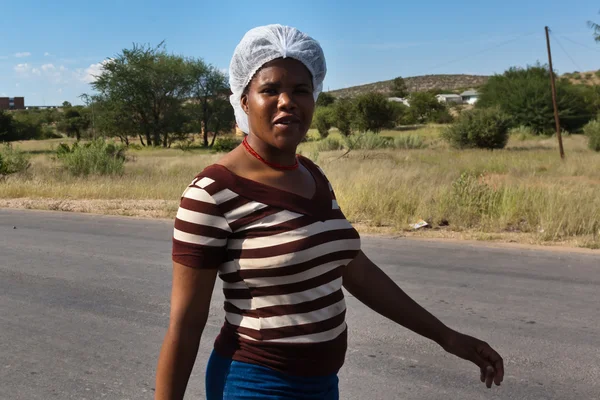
<box><xmin>387</xmin><ymin>97</ymin><xmax>410</xmax><ymax>107</ymax></box>
<box><xmin>460</xmin><ymin>90</ymin><xmax>479</xmax><ymax>105</ymax></box>
<box><xmin>435</xmin><ymin>94</ymin><xmax>463</xmax><ymax>104</ymax></box>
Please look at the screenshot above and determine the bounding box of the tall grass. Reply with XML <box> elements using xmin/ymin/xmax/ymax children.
<box><xmin>2</xmin><ymin>131</ymin><xmax>599</xmax><ymax>246</ymax></box>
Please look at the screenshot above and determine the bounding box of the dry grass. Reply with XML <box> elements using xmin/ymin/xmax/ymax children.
<box><xmin>2</xmin><ymin>127</ymin><xmax>600</xmax><ymax>249</ymax></box>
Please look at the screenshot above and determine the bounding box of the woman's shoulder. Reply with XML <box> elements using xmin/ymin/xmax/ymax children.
<box><xmin>298</xmin><ymin>155</ymin><xmax>329</xmax><ymax>181</ymax></box>
<box><xmin>183</xmin><ymin>163</ymin><xmax>236</xmax><ymax>197</ymax></box>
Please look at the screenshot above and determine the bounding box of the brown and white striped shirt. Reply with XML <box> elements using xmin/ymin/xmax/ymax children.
<box><xmin>172</xmin><ymin>156</ymin><xmax>361</xmax><ymax>376</ymax></box>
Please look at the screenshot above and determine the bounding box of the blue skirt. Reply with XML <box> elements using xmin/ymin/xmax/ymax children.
<box><xmin>205</xmin><ymin>350</ymin><xmax>339</xmax><ymax>399</ymax></box>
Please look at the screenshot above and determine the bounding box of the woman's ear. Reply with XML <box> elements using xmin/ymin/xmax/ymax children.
<box><xmin>241</xmin><ymin>94</ymin><xmax>249</xmax><ymax>115</ymax></box>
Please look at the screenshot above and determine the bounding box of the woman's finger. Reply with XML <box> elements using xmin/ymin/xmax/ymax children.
<box><xmin>479</xmin><ymin>345</ymin><xmax>504</xmax><ymax>385</ymax></box>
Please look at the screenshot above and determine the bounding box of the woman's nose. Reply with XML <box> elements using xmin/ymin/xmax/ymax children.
<box><xmin>277</xmin><ymin>91</ymin><xmax>297</xmax><ymax>110</ymax></box>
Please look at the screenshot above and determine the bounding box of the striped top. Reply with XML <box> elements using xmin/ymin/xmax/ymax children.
<box><xmin>172</xmin><ymin>156</ymin><xmax>361</xmax><ymax>376</ymax></box>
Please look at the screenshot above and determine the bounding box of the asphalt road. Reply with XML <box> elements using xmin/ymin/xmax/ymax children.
<box><xmin>1</xmin><ymin>208</ymin><xmax>599</xmax><ymax>400</ymax></box>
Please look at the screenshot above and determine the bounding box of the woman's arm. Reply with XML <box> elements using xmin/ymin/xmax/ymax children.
<box><xmin>343</xmin><ymin>251</ymin><xmax>504</xmax><ymax>388</ymax></box>
<box><xmin>155</xmin><ymin>262</ymin><xmax>218</xmax><ymax>400</ymax></box>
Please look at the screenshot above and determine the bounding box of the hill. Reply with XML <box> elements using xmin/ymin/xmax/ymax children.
<box><xmin>328</xmin><ymin>74</ymin><xmax>490</xmax><ymax>98</ymax></box>
<box><xmin>561</xmin><ymin>70</ymin><xmax>600</xmax><ymax>86</ymax></box>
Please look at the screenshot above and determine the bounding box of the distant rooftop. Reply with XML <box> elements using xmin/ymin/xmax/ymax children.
<box><xmin>460</xmin><ymin>90</ymin><xmax>479</xmax><ymax>96</ymax></box>
<box><xmin>436</xmin><ymin>94</ymin><xmax>462</xmax><ymax>98</ymax></box>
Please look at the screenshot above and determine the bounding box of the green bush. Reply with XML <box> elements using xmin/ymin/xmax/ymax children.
<box><xmin>477</xmin><ymin>65</ymin><xmax>592</xmax><ymax>134</ymax></box>
<box><xmin>343</xmin><ymin>132</ymin><xmax>394</xmax><ymax>150</ymax></box>
<box><xmin>408</xmin><ymin>92</ymin><xmax>447</xmax><ymax>123</ymax></box>
<box><xmin>431</xmin><ymin>108</ymin><xmax>454</xmax><ymax>124</ymax></box>
<box><xmin>212</xmin><ymin>137</ymin><xmax>241</xmax><ymax>153</ymax></box>
<box><xmin>55</xmin><ymin>140</ymin><xmax>127</xmax><ymax>176</ymax></box>
<box><xmin>353</xmin><ymin>92</ymin><xmax>396</xmax><ymax>133</ymax></box>
<box><xmin>584</xmin><ymin>119</ymin><xmax>600</xmax><ymax>152</ymax></box>
<box><xmin>0</xmin><ymin>144</ymin><xmax>31</xmax><ymax>176</ymax></box>
<box><xmin>394</xmin><ymin>134</ymin><xmax>427</xmax><ymax>149</ymax></box>
<box><xmin>332</xmin><ymin>98</ymin><xmax>355</xmax><ymax>136</ymax></box>
<box><xmin>315</xmin><ymin>137</ymin><xmax>344</xmax><ymax>152</ymax></box>
<box><xmin>313</xmin><ymin>106</ymin><xmax>334</xmax><ymax>138</ymax></box>
<box><xmin>509</xmin><ymin>125</ymin><xmax>536</xmax><ymax>141</ymax></box>
<box><xmin>442</xmin><ymin>107</ymin><xmax>510</xmax><ymax>149</ymax></box>
<box><xmin>316</xmin><ymin>92</ymin><xmax>335</xmax><ymax>107</ymax></box>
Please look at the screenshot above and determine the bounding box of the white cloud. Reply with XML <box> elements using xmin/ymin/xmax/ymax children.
<box><xmin>59</xmin><ymin>65</ymin><xmax>66</xmax><ymax>71</ymax></box>
<box><xmin>44</xmin><ymin>52</ymin><xmax>51</xmax><ymax>56</ymax></box>
<box><xmin>15</xmin><ymin>83</ymin><xmax>19</xmax><ymax>87</ymax></box>
<box><xmin>79</xmin><ymin>59</ymin><xmax>112</xmax><ymax>83</ymax></box>
<box><xmin>57</xmin><ymin>88</ymin><xmax>63</xmax><ymax>94</ymax></box>
<box><xmin>0</xmin><ymin>55</ymin><xmax>8</xmax><ymax>60</ymax></box>
<box><xmin>32</xmin><ymin>67</ymin><xmax>41</xmax><ymax>76</ymax></box>
<box><xmin>42</xmin><ymin>63</ymin><xmax>55</xmax><ymax>71</ymax></box>
<box><xmin>14</xmin><ymin>63</ymin><xmax>31</xmax><ymax>74</ymax></box>
<box><xmin>15</xmin><ymin>52</ymin><xmax>31</xmax><ymax>58</ymax></box>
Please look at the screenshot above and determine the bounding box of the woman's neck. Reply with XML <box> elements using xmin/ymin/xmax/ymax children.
<box><xmin>245</xmin><ymin>134</ymin><xmax>298</xmax><ymax>168</ymax></box>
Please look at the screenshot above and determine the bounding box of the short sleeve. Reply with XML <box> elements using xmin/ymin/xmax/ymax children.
<box><xmin>172</xmin><ymin>177</ymin><xmax>232</xmax><ymax>269</ymax></box>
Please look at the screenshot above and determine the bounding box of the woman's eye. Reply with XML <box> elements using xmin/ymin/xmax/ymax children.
<box><xmin>262</xmin><ymin>88</ymin><xmax>277</xmax><ymax>94</ymax></box>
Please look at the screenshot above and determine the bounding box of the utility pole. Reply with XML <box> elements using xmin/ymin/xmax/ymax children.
<box><xmin>545</xmin><ymin>26</ymin><xmax>565</xmax><ymax>159</ymax></box>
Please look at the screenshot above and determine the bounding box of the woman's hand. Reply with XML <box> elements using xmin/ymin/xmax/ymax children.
<box><xmin>441</xmin><ymin>330</ymin><xmax>504</xmax><ymax>388</ymax></box>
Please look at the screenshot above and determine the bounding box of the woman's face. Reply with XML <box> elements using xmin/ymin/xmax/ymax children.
<box><xmin>241</xmin><ymin>58</ymin><xmax>315</xmax><ymax>151</ymax></box>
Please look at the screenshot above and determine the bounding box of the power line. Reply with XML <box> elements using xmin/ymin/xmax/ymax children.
<box><xmin>550</xmin><ymin>32</ymin><xmax>583</xmax><ymax>71</ymax></box>
<box><xmin>558</xmin><ymin>35</ymin><xmax>600</xmax><ymax>53</ymax></box>
<box><xmin>423</xmin><ymin>31</ymin><xmax>539</xmax><ymax>73</ymax></box>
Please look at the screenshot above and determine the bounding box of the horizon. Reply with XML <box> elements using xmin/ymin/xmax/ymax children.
<box><xmin>2</xmin><ymin>0</ymin><xmax>600</xmax><ymax>106</ymax></box>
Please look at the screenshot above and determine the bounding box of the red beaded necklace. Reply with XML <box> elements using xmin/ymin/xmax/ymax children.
<box><xmin>242</xmin><ymin>136</ymin><xmax>299</xmax><ymax>171</ymax></box>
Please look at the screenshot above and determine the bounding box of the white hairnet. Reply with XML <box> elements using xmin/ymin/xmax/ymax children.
<box><xmin>228</xmin><ymin>24</ymin><xmax>327</xmax><ymax>134</ymax></box>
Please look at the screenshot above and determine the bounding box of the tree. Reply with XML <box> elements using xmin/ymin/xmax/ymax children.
<box><xmin>93</xmin><ymin>96</ymin><xmax>137</xmax><ymax>145</ymax></box>
<box><xmin>442</xmin><ymin>107</ymin><xmax>510</xmax><ymax>150</ymax></box>
<box><xmin>92</xmin><ymin>42</ymin><xmax>192</xmax><ymax>147</ymax></box>
<box><xmin>316</xmin><ymin>92</ymin><xmax>335</xmax><ymax>107</ymax></box>
<box><xmin>188</xmin><ymin>61</ymin><xmax>232</xmax><ymax>146</ymax></box>
<box><xmin>391</xmin><ymin>76</ymin><xmax>408</xmax><ymax>98</ymax></box>
<box><xmin>62</xmin><ymin>101</ymin><xmax>72</xmax><ymax>108</ymax></box>
<box><xmin>477</xmin><ymin>64</ymin><xmax>592</xmax><ymax>134</ymax></box>
<box><xmin>313</xmin><ymin>106</ymin><xmax>334</xmax><ymax>138</ymax></box>
<box><xmin>588</xmin><ymin>11</ymin><xmax>600</xmax><ymax>42</ymax></box>
<box><xmin>57</xmin><ymin>107</ymin><xmax>90</xmax><ymax>141</ymax></box>
<box><xmin>332</xmin><ymin>98</ymin><xmax>355</xmax><ymax>136</ymax></box>
<box><xmin>0</xmin><ymin>111</ymin><xmax>16</xmax><ymax>142</ymax></box>
<box><xmin>409</xmin><ymin>92</ymin><xmax>446</xmax><ymax>123</ymax></box>
<box><xmin>353</xmin><ymin>92</ymin><xmax>396</xmax><ymax>133</ymax></box>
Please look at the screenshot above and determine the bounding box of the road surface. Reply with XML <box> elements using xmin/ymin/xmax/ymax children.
<box><xmin>1</xmin><ymin>209</ymin><xmax>599</xmax><ymax>399</ymax></box>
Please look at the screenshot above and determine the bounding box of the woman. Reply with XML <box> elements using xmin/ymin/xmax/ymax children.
<box><xmin>155</xmin><ymin>24</ymin><xmax>504</xmax><ymax>399</ymax></box>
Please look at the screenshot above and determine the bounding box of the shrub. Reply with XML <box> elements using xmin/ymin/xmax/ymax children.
<box><xmin>212</xmin><ymin>137</ymin><xmax>241</xmax><ymax>153</ymax></box>
<box><xmin>394</xmin><ymin>134</ymin><xmax>427</xmax><ymax>149</ymax></box>
<box><xmin>595</xmin><ymin>70</ymin><xmax>600</xmax><ymax>78</ymax></box>
<box><xmin>353</xmin><ymin>92</ymin><xmax>396</xmax><ymax>133</ymax></box>
<box><xmin>342</xmin><ymin>132</ymin><xmax>393</xmax><ymax>150</ymax></box>
<box><xmin>442</xmin><ymin>107</ymin><xmax>510</xmax><ymax>149</ymax></box>
<box><xmin>316</xmin><ymin>92</ymin><xmax>335</xmax><ymax>107</ymax></box>
<box><xmin>408</xmin><ymin>92</ymin><xmax>447</xmax><ymax>123</ymax></box>
<box><xmin>509</xmin><ymin>125</ymin><xmax>536</xmax><ymax>141</ymax></box>
<box><xmin>0</xmin><ymin>144</ymin><xmax>31</xmax><ymax>176</ymax></box>
<box><xmin>40</xmin><ymin>126</ymin><xmax>63</xmax><ymax>139</ymax></box>
<box><xmin>332</xmin><ymin>98</ymin><xmax>355</xmax><ymax>136</ymax></box>
<box><xmin>315</xmin><ymin>137</ymin><xmax>344</xmax><ymax>152</ymax></box>
<box><xmin>55</xmin><ymin>140</ymin><xmax>127</xmax><ymax>176</ymax></box>
<box><xmin>175</xmin><ymin>139</ymin><xmax>196</xmax><ymax>152</ymax></box>
<box><xmin>477</xmin><ymin>64</ymin><xmax>592</xmax><ymax>133</ymax></box>
<box><xmin>313</xmin><ymin>106</ymin><xmax>334</xmax><ymax>138</ymax></box>
<box><xmin>431</xmin><ymin>108</ymin><xmax>454</xmax><ymax>124</ymax></box>
<box><xmin>584</xmin><ymin>119</ymin><xmax>600</xmax><ymax>152</ymax></box>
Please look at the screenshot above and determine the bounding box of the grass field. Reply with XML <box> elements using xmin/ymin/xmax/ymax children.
<box><xmin>2</xmin><ymin>126</ymin><xmax>599</xmax><ymax>249</ymax></box>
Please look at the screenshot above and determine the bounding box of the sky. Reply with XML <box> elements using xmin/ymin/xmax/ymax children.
<box><xmin>1</xmin><ymin>0</ymin><xmax>599</xmax><ymax>106</ymax></box>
